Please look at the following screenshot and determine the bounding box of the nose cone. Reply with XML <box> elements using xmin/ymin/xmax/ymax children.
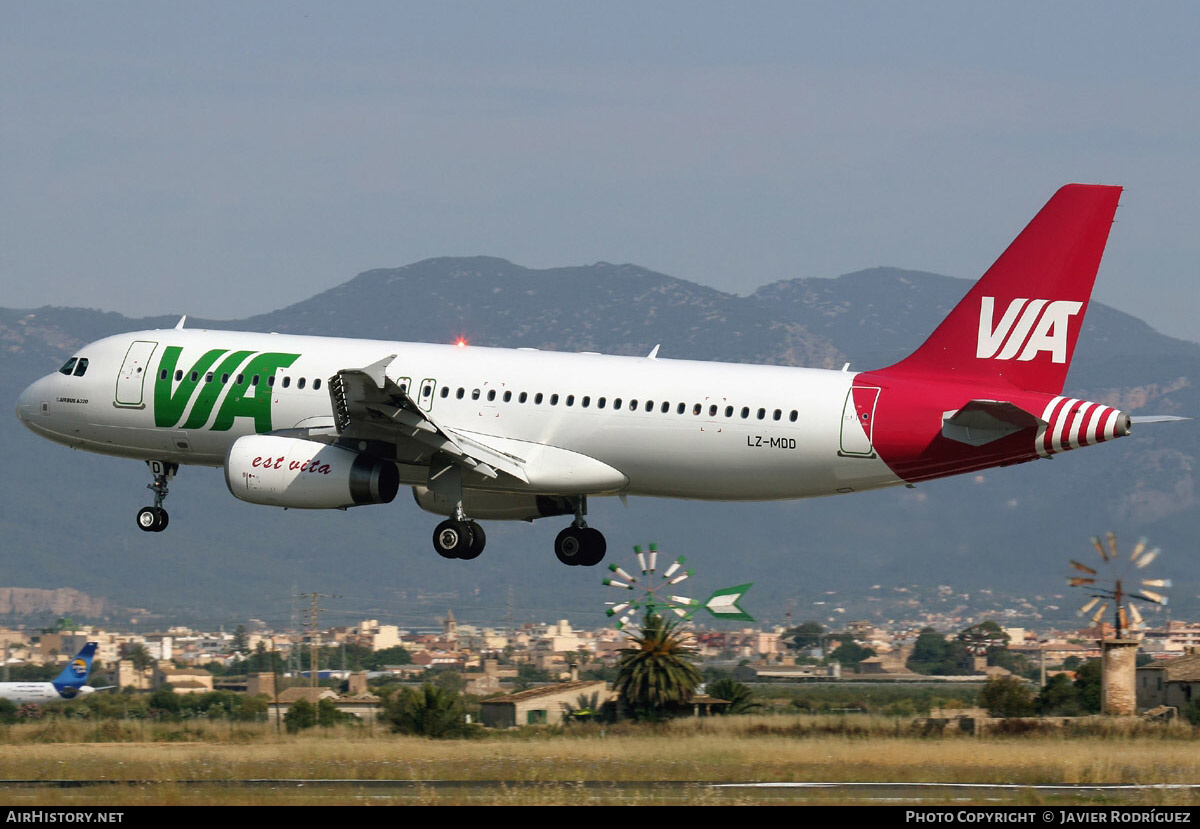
<box><xmin>15</xmin><ymin>375</ymin><xmax>55</xmax><ymax>436</ymax></box>
<box><xmin>15</xmin><ymin>379</ymin><xmax>40</xmax><ymax>428</ymax></box>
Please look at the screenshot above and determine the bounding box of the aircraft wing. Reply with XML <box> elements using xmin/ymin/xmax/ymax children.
<box><xmin>326</xmin><ymin>355</ymin><xmax>530</xmax><ymax>484</ymax></box>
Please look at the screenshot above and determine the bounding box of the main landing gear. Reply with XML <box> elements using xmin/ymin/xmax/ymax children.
<box><xmin>553</xmin><ymin>496</ymin><xmax>606</xmax><ymax>567</ymax></box>
<box><xmin>432</xmin><ymin>518</ymin><xmax>487</xmax><ymax>560</ymax></box>
<box><xmin>136</xmin><ymin>460</ymin><xmax>177</xmax><ymax>533</ymax></box>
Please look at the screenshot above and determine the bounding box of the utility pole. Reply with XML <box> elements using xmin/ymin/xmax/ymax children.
<box><xmin>298</xmin><ymin>592</ymin><xmax>339</xmax><ymax>689</ymax></box>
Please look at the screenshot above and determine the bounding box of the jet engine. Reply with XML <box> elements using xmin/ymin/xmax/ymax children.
<box><xmin>412</xmin><ymin>486</ymin><xmax>573</xmax><ymax>521</ymax></box>
<box><xmin>226</xmin><ymin>435</ymin><xmax>399</xmax><ymax>509</ymax></box>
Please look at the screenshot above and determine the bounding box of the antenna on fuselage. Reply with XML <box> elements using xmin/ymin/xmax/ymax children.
<box><xmin>175</xmin><ymin>315</ymin><xmax>187</xmax><ymax>330</ymax></box>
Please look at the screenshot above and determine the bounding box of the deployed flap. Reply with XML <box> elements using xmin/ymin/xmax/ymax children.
<box><xmin>328</xmin><ymin>357</ymin><xmax>528</xmax><ymax>483</ymax></box>
<box><xmin>446</xmin><ymin>429</ymin><xmax>628</xmax><ymax>493</ymax></box>
<box><xmin>942</xmin><ymin>400</ymin><xmax>1046</xmax><ymax>447</ymax></box>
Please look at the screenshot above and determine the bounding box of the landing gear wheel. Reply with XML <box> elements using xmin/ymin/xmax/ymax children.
<box><xmin>136</xmin><ymin>506</ymin><xmax>168</xmax><ymax>533</ymax></box>
<box><xmin>433</xmin><ymin>519</ymin><xmax>473</xmax><ymax>559</ymax></box>
<box><xmin>458</xmin><ymin>522</ymin><xmax>486</xmax><ymax>560</ymax></box>
<box><xmin>579</xmin><ymin>527</ymin><xmax>606</xmax><ymax>566</ymax></box>
<box><xmin>555</xmin><ymin>526</ymin><xmax>607</xmax><ymax>566</ymax></box>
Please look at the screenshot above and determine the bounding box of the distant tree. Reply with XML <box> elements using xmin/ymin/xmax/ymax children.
<box><xmin>284</xmin><ymin>698</ymin><xmax>317</xmax><ymax>733</ymax></box>
<box><xmin>231</xmin><ymin>625</ymin><xmax>249</xmax><ymax>654</ymax></box>
<box><xmin>907</xmin><ymin>628</ymin><xmax>972</xmax><ymax>676</ymax></box>
<box><xmin>1060</xmin><ymin>655</ymin><xmax>1083</xmax><ymax>672</ymax></box>
<box><xmin>369</xmin><ymin>645</ymin><xmax>412</xmax><ymax>668</ymax></box>
<box><xmin>385</xmin><ymin>684</ymin><xmax>467</xmax><ymax>738</ymax></box>
<box><xmin>706</xmin><ymin>677</ymin><xmax>761</xmax><ymax>715</ymax></box>
<box><xmin>317</xmin><ymin>698</ymin><xmax>354</xmax><ymax>727</ymax></box>
<box><xmin>433</xmin><ymin>670</ymin><xmax>466</xmax><ymax>693</ymax></box>
<box><xmin>614</xmin><ymin>614</ymin><xmax>702</xmax><ymax>719</ymax></box>
<box><xmin>147</xmin><ymin>684</ymin><xmax>181</xmax><ymax>719</ymax></box>
<box><xmin>1036</xmin><ymin>673</ymin><xmax>1083</xmax><ymax>716</ymax></box>
<box><xmin>122</xmin><ymin>643</ymin><xmax>155</xmax><ymax>672</ymax></box>
<box><xmin>1073</xmin><ymin>659</ymin><xmax>1103</xmax><ymax>714</ymax></box>
<box><xmin>0</xmin><ymin>698</ymin><xmax>16</xmax><ymax>724</ymax></box>
<box><xmin>829</xmin><ymin>636</ymin><xmax>876</xmax><ymax>667</ymax></box>
<box><xmin>979</xmin><ymin>676</ymin><xmax>1036</xmax><ymax>717</ymax></box>
<box><xmin>784</xmin><ymin>622</ymin><xmax>825</xmax><ymax>651</ymax></box>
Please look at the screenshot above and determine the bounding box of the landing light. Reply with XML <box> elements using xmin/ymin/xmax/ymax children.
<box><xmin>455</xmin><ymin>338</ymin><xmax>467</xmax><ymax>348</ymax></box>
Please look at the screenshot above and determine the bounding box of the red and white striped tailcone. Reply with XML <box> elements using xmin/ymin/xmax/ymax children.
<box><xmin>1036</xmin><ymin>396</ymin><xmax>1131</xmax><ymax>457</ymax></box>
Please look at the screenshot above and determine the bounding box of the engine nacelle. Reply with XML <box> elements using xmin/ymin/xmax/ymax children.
<box><xmin>226</xmin><ymin>435</ymin><xmax>399</xmax><ymax>509</ymax></box>
<box><xmin>412</xmin><ymin>486</ymin><xmax>573</xmax><ymax>521</ymax></box>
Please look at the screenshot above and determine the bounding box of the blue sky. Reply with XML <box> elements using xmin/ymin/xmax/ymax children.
<box><xmin>3</xmin><ymin>2</ymin><xmax>1199</xmax><ymax>341</ymax></box>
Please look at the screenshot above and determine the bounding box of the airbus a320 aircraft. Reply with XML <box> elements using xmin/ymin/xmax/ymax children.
<box><xmin>0</xmin><ymin>642</ymin><xmax>100</xmax><ymax>704</ymax></box>
<box><xmin>16</xmin><ymin>185</ymin><xmax>1172</xmax><ymax>568</ymax></box>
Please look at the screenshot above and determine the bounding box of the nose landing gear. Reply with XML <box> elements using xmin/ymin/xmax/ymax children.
<box><xmin>137</xmin><ymin>460</ymin><xmax>177</xmax><ymax>533</ymax></box>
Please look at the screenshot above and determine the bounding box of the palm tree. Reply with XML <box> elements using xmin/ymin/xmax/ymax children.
<box><xmin>705</xmin><ymin>677</ymin><xmax>761</xmax><ymax>715</ymax></box>
<box><xmin>614</xmin><ymin>614</ymin><xmax>702</xmax><ymax>718</ymax></box>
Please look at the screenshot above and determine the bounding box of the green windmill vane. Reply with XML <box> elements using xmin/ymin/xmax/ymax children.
<box><xmin>603</xmin><ymin>543</ymin><xmax>754</xmax><ymax>628</ymax></box>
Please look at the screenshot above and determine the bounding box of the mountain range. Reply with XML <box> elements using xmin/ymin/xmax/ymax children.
<box><xmin>3</xmin><ymin>258</ymin><xmax>1196</xmax><ymax>631</ymax></box>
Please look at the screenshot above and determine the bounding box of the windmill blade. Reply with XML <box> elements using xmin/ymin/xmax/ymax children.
<box><xmin>1090</xmin><ymin>602</ymin><xmax>1109</xmax><ymax>625</ymax></box>
<box><xmin>1091</xmin><ymin>536</ymin><xmax>1109</xmax><ymax>562</ymax></box>
<box><xmin>1129</xmin><ymin>603</ymin><xmax>1145</xmax><ymax>630</ymax></box>
<box><xmin>1068</xmin><ymin>577</ymin><xmax>1096</xmax><ymax>587</ymax></box>
<box><xmin>1141</xmin><ymin>578</ymin><xmax>1172</xmax><ymax>589</ymax></box>
<box><xmin>607</xmin><ymin>564</ymin><xmax>635</xmax><ymax>582</ymax></box>
<box><xmin>1135</xmin><ymin>548</ymin><xmax>1160</xmax><ymax>569</ymax></box>
<box><xmin>662</xmin><ymin>557</ymin><xmax>686</xmax><ymax>579</ymax></box>
<box><xmin>1070</xmin><ymin>560</ymin><xmax>1098</xmax><ymax>576</ymax></box>
<box><xmin>1079</xmin><ymin>597</ymin><xmax>1101</xmax><ymax>616</ymax></box>
<box><xmin>1106</xmin><ymin>531</ymin><xmax>1119</xmax><ymax>561</ymax></box>
<box><xmin>1134</xmin><ymin>589</ymin><xmax>1168</xmax><ymax>606</ymax></box>
<box><xmin>1130</xmin><ymin>538</ymin><xmax>1148</xmax><ymax>564</ymax></box>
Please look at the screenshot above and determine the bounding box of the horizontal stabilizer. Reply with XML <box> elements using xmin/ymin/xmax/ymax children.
<box><xmin>942</xmin><ymin>400</ymin><xmax>1045</xmax><ymax>447</ymax></box>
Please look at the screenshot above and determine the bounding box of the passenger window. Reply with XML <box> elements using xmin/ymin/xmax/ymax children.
<box><xmin>550</xmin><ymin>394</ymin><xmax>559</xmax><ymax>405</ymax></box>
<box><xmin>191</xmin><ymin>371</ymin><xmax>199</xmax><ymax>382</ymax></box>
<box><xmin>160</xmin><ymin>369</ymin><xmax>169</xmax><ymax>381</ymax></box>
<box><xmin>205</xmin><ymin>372</ymin><xmax>214</xmax><ymax>383</ymax></box>
<box><xmin>757</xmin><ymin>408</ymin><xmax>765</xmax><ymax>420</ymax></box>
<box><xmin>613</xmin><ymin>398</ymin><xmax>622</xmax><ymax>409</ymax></box>
<box><xmin>644</xmin><ymin>401</ymin><xmax>653</xmax><ymax>412</ymax></box>
<box><xmin>503</xmin><ymin>390</ymin><xmax>512</xmax><ymax>402</ymax></box>
<box><xmin>251</xmin><ymin>375</ymin><xmax>259</xmax><ymax>386</ymax></box>
<box><xmin>440</xmin><ymin>387</ymin><xmax>449</xmax><ymax>398</ymax></box>
<box><xmin>773</xmin><ymin>409</ymin><xmax>781</xmax><ymax>421</ymax></box>
<box><xmin>487</xmin><ymin>390</ymin><xmax>496</xmax><ymax>401</ymax></box>
<box><xmin>456</xmin><ymin>388</ymin><xmax>465</xmax><ymax>399</ymax></box>
<box><xmin>176</xmin><ymin>370</ymin><xmax>184</xmax><ymax>382</ymax></box>
<box><xmin>519</xmin><ymin>392</ymin><xmax>527</xmax><ymax>403</ymax></box>
<box><xmin>235</xmin><ymin>374</ymin><xmax>244</xmax><ymax>385</ymax></box>
<box><xmin>661</xmin><ymin>402</ymin><xmax>669</xmax><ymax>414</ymax></box>
<box><xmin>282</xmin><ymin>376</ymin><xmax>291</xmax><ymax>389</ymax></box>
<box><xmin>534</xmin><ymin>393</ymin><xmax>543</xmax><ymax>404</ymax></box>
<box><xmin>676</xmin><ymin>403</ymin><xmax>685</xmax><ymax>414</ymax></box>
<box><xmin>472</xmin><ymin>389</ymin><xmax>481</xmax><ymax>400</ymax></box>
<box><xmin>222</xmin><ymin>373</ymin><xmax>230</xmax><ymax>384</ymax></box>
<box><xmin>268</xmin><ymin>376</ymin><xmax>275</xmax><ymax>387</ymax></box>
<box><xmin>297</xmin><ymin>377</ymin><xmax>306</xmax><ymax>389</ymax></box>
<box><xmin>693</xmin><ymin>403</ymin><xmax>702</xmax><ymax>416</ymax></box>
<box><xmin>630</xmin><ymin>399</ymin><xmax>638</xmax><ymax>411</ymax></box>
<box><xmin>423</xmin><ymin>385</ymin><xmax>432</xmax><ymax>398</ymax></box>
<box><xmin>582</xmin><ymin>396</ymin><xmax>591</xmax><ymax>408</ymax></box>
<box><xmin>59</xmin><ymin>358</ymin><xmax>77</xmax><ymax>376</ymax></box>
<box><xmin>708</xmin><ymin>405</ymin><xmax>717</xmax><ymax>417</ymax></box>
<box><xmin>741</xmin><ymin>407</ymin><xmax>749</xmax><ymax>419</ymax></box>
<box><xmin>314</xmin><ymin>378</ymin><xmax>322</xmax><ymax>391</ymax></box>
<box><xmin>725</xmin><ymin>406</ymin><xmax>733</xmax><ymax>417</ymax></box>
<box><xmin>598</xmin><ymin>397</ymin><xmax>606</xmax><ymax>409</ymax></box>
<box><xmin>565</xmin><ymin>395</ymin><xmax>574</xmax><ymax>406</ymax></box>
<box><xmin>74</xmin><ymin>358</ymin><xmax>88</xmax><ymax>377</ymax></box>
<box><xmin>789</xmin><ymin>410</ymin><xmax>798</xmax><ymax>422</ymax></box>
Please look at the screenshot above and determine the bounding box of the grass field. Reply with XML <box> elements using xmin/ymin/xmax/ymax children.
<box><xmin>2</xmin><ymin>715</ymin><xmax>1199</xmax><ymax>806</ymax></box>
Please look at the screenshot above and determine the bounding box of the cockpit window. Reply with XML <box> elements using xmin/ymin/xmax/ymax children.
<box><xmin>74</xmin><ymin>358</ymin><xmax>88</xmax><ymax>376</ymax></box>
<box><xmin>59</xmin><ymin>358</ymin><xmax>78</xmax><ymax>376</ymax></box>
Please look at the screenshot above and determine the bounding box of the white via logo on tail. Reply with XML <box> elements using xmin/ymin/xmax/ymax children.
<box><xmin>976</xmin><ymin>297</ymin><xmax>1083</xmax><ymax>363</ymax></box>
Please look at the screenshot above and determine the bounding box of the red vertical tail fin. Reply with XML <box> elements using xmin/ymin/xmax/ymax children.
<box><xmin>879</xmin><ymin>184</ymin><xmax>1122</xmax><ymax>394</ymax></box>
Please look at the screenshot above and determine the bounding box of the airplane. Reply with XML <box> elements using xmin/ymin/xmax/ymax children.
<box><xmin>0</xmin><ymin>642</ymin><xmax>101</xmax><ymax>704</ymax></box>
<box><xmin>15</xmin><ymin>184</ymin><xmax>1178</xmax><ymax>568</ymax></box>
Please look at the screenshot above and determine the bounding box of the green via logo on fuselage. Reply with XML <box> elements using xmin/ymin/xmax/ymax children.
<box><xmin>154</xmin><ymin>347</ymin><xmax>300</xmax><ymax>432</ymax></box>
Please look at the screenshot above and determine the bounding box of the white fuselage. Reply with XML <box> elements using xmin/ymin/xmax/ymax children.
<box><xmin>17</xmin><ymin>328</ymin><xmax>903</xmax><ymax>501</ymax></box>
<box><xmin>0</xmin><ymin>683</ymin><xmax>94</xmax><ymax>705</ymax></box>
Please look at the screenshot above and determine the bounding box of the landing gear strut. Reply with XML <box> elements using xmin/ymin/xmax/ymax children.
<box><xmin>137</xmin><ymin>460</ymin><xmax>177</xmax><ymax>533</ymax></box>
<box><xmin>554</xmin><ymin>496</ymin><xmax>606</xmax><ymax>567</ymax></box>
